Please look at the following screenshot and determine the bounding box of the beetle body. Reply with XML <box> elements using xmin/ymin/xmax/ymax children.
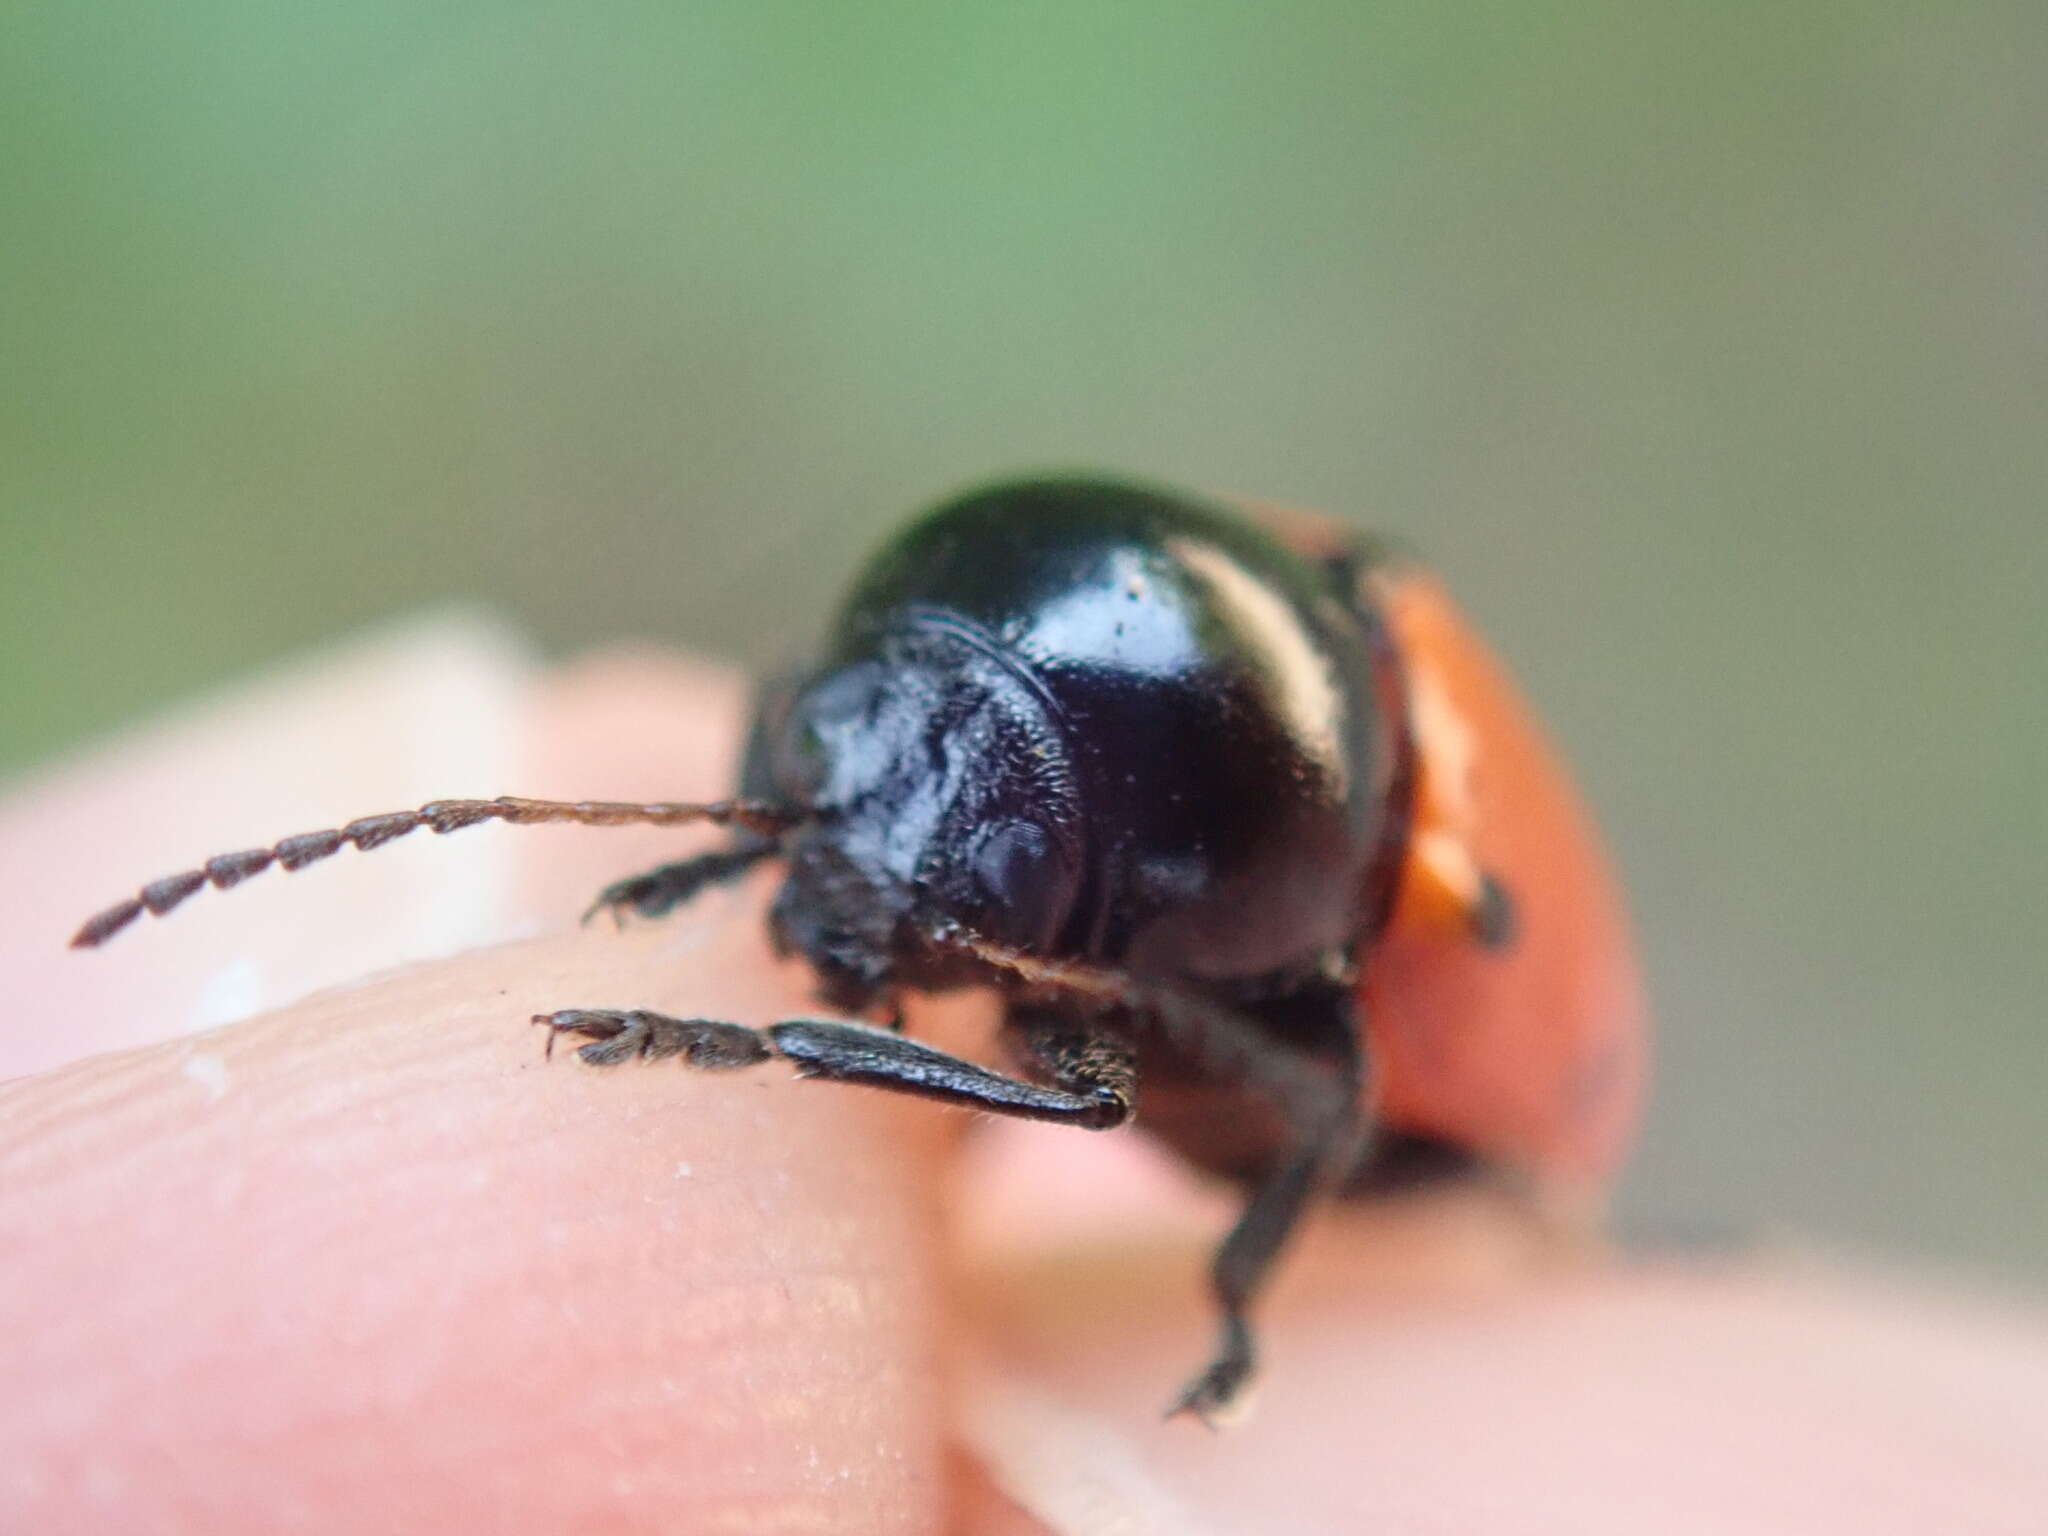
<box><xmin>74</xmin><ymin>473</ymin><xmax>1646</xmax><ymax>1423</ymax></box>
<box><xmin>759</xmin><ymin>479</ymin><xmax>1643</xmax><ymax>1196</ymax></box>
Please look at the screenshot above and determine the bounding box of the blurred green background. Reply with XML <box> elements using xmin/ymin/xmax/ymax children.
<box><xmin>5</xmin><ymin>4</ymin><xmax>2043</xmax><ymax>1277</ymax></box>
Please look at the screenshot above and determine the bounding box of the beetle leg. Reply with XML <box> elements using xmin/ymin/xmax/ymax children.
<box><xmin>535</xmin><ymin>1010</ymin><xmax>1135</xmax><ymax>1129</ymax></box>
<box><xmin>1167</xmin><ymin>1108</ymin><xmax>1354</xmax><ymax>1429</ymax></box>
<box><xmin>1003</xmin><ymin>984</ymin><xmax>1364</xmax><ymax>1429</ymax></box>
<box><xmin>583</xmin><ymin>843</ymin><xmax>775</xmax><ymax>926</ymax></box>
<box><xmin>1137</xmin><ymin>976</ymin><xmax>1364</xmax><ymax>1428</ymax></box>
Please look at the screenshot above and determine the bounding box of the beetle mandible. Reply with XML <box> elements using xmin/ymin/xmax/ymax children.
<box><xmin>74</xmin><ymin>475</ymin><xmax>1647</xmax><ymax>1424</ymax></box>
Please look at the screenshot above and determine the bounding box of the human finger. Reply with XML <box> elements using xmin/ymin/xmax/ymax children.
<box><xmin>959</xmin><ymin>1193</ymin><xmax>2048</xmax><ymax>1534</ymax></box>
<box><xmin>1</xmin><ymin>914</ymin><xmax>964</xmax><ymax>1533</ymax></box>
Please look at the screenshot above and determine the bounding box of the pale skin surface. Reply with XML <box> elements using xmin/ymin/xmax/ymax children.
<box><xmin>4</xmin><ymin>631</ymin><xmax>2046</xmax><ymax>1534</ymax></box>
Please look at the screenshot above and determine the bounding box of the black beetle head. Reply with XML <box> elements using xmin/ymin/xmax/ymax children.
<box><xmin>766</xmin><ymin>632</ymin><xmax>1083</xmax><ymax>1010</ymax></box>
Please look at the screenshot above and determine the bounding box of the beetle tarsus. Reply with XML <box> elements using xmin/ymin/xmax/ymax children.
<box><xmin>533</xmin><ymin>1009</ymin><xmax>772</xmax><ymax>1069</ymax></box>
<box><xmin>1166</xmin><ymin>1318</ymin><xmax>1257</xmax><ymax>1429</ymax></box>
<box><xmin>582</xmin><ymin>844</ymin><xmax>776</xmax><ymax>927</ymax></box>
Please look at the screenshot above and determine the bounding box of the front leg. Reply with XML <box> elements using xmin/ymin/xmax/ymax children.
<box><xmin>585</xmin><ymin>843</ymin><xmax>776</xmax><ymax>925</ymax></box>
<box><xmin>536</xmin><ymin>1009</ymin><xmax>1134</xmax><ymax>1129</ymax></box>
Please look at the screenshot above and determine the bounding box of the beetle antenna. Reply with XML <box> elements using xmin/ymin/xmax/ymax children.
<box><xmin>70</xmin><ymin>796</ymin><xmax>804</xmax><ymax>949</ymax></box>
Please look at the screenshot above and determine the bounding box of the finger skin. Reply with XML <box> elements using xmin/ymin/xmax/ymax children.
<box><xmin>14</xmin><ymin>631</ymin><xmax>2048</xmax><ymax>1534</ymax></box>
<box><xmin>963</xmin><ymin>1196</ymin><xmax>2048</xmax><ymax>1535</ymax></box>
<box><xmin>0</xmin><ymin>921</ymin><xmax>953</xmax><ymax>1534</ymax></box>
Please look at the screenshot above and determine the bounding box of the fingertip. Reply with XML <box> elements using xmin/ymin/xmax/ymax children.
<box><xmin>4</xmin><ymin>919</ymin><xmax>955</xmax><ymax>1532</ymax></box>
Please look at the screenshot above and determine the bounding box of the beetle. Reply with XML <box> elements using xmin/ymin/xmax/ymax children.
<box><xmin>73</xmin><ymin>475</ymin><xmax>1646</xmax><ymax>1425</ymax></box>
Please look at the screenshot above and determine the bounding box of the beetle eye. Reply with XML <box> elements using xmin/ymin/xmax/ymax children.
<box><xmin>970</xmin><ymin>820</ymin><xmax>1071</xmax><ymax>948</ymax></box>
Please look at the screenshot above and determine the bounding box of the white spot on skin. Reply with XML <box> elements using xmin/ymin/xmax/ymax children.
<box><xmin>674</xmin><ymin>1161</ymin><xmax>695</xmax><ymax>1179</ymax></box>
<box><xmin>192</xmin><ymin>957</ymin><xmax>265</xmax><ymax>1029</ymax></box>
<box><xmin>815</xmin><ymin>1276</ymin><xmax>867</xmax><ymax>1318</ymax></box>
<box><xmin>181</xmin><ymin>1051</ymin><xmax>232</xmax><ymax>1103</ymax></box>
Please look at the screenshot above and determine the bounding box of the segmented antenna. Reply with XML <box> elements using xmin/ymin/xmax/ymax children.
<box><xmin>70</xmin><ymin>796</ymin><xmax>802</xmax><ymax>949</ymax></box>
